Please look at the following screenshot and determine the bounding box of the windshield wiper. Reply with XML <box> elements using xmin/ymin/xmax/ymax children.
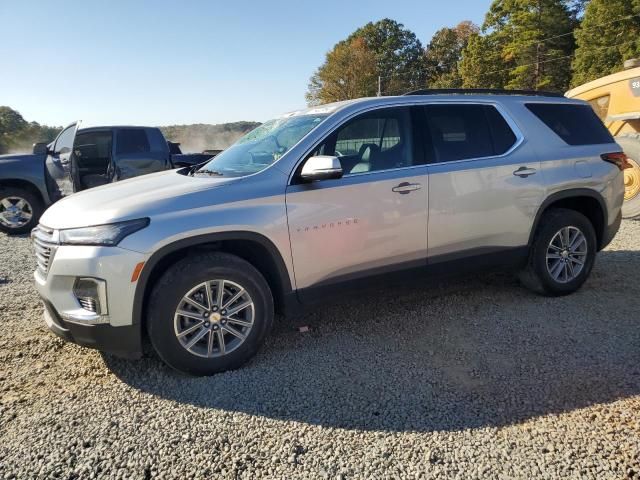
<box><xmin>193</xmin><ymin>169</ymin><xmax>224</xmax><ymax>177</ymax></box>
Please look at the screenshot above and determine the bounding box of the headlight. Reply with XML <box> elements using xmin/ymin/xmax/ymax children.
<box><xmin>59</xmin><ymin>218</ymin><xmax>149</xmax><ymax>246</ymax></box>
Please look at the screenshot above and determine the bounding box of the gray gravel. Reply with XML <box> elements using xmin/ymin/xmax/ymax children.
<box><xmin>1</xmin><ymin>222</ymin><xmax>639</xmax><ymax>479</ymax></box>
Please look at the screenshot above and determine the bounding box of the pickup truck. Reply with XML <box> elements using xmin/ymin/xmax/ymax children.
<box><xmin>0</xmin><ymin>123</ymin><xmax>216</xmax><ymax>234</ymax></box>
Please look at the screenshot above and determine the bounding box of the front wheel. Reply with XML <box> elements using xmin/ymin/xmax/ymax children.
<box><xmin>519</xmin><ymin>208</ymin><xmax>597</xmax><ymax>296</ymax></box>
<box><xmin>146</xmin><ymin>252</ymin><xmax>274</xmax><ymax>375</ymax></box>
<box><xmin>0</xmin><ymin>187</ymin><xmax>43</xmax><ymax>235</ymax></box>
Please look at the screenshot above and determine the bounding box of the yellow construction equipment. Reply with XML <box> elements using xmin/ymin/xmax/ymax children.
<box><xmin>566</xmin><ymin>59</ymin><xmax>640</xmax><ymax>219</ymax></box>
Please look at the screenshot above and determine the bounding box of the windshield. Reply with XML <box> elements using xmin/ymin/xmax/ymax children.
<box><xmin>195</xmin><ymin>114</ymin><xmax>328</xmax><ymax>177</ymax></box>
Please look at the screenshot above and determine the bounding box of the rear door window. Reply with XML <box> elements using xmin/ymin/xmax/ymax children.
<box><xmin>146</xmin><ymin>128</ymin><xmax>169</xmax><ymax>153</ymax></box>
<box><xmin>422</xmin><ymin>104</ymin><xmax>517</xmax><ymax>163</ymax></box>
<box><xmin>526</xmin><ymin>103</ymin><xmax>614</xmax><ymax>146</ymax></box>
<box><xmin>116</xmin><ymin>129</ymin><xmax>150</xmax><ymax>155</ymax></box>
<box><xmin>74</xmin><ymin>131</ymin><xmax>112</xmax><ymax>169</ymax></box>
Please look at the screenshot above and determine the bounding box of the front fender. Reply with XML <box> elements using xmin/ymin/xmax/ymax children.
<box><xmin>0</xmin><ymin>154</ymin><xmax>51</xmax><ymax>204</ymax></box>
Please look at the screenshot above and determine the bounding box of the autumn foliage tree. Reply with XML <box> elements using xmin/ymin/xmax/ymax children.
<box><xmin>306</xmin><ymin>37</ymin><xmax>378</xmax><ymax>105</ymax></box>
<box><xmin>424</xmin><ymin>21</ymin><xmax>479</xmax><ymax>88</ymax></box>
<box><xmin>306</xmin><ymin>19</ymin><xmax>425</xmax><ymax>104</ymax></box>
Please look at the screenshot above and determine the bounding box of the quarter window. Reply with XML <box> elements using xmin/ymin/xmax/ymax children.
<box><xmin>526</xmin><ymin>103</ymin><xmax>614</xmax><ymax>146</ymax></box>
<box><xmin>116</xmin><ymin>129</ymin><xmax>150</xmax><ymax>155</ymax></box>
<box><xmin>313</xmin><ymin>107</ymin><xmax>414</xmax><ymax>175</ymax></box>
<box><xmin>423</xmin><ymin>104</ymin><xmax>516</xmax><ymax>163</ymax></box>
<box><xmin>485</xmin><ymin>106</ymin><xmax>517</xmax><ymax>155</ymax></box>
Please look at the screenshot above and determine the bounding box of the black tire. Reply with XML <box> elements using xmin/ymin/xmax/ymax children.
<box><xmin>146</xmin><ymin>252</ymin><xmax>274</xmax><ymax>375</ymax></box>
<box><xmin>519</xmin><ymin>208</ymin><xmax>597</xmax><ymax>296</ymax></box>
<box><xmin>0</xmin><ymin>186</ymin><xmax>43</xmax><ymax>235</ymax></box>
<box><xmin>615</xmin><ymin>135</ymin><xmax>640</xmax><ymax>219</ymax></box>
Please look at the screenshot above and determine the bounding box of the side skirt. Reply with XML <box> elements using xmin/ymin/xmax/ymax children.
<box><xmin>295</xmin><ymin>246</ymin><xmax>529</xmax><ymax>307</ymax></box>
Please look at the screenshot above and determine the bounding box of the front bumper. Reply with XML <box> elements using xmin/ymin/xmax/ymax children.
<box><xmin>34</xmin><ymin>244</ymin><xmax>147</xmax><ymax>357</ymax></box>
<box><xmin>42</xmin><ymin>299</ymin><xmax>141</xmax><ymax>358</ymax></box>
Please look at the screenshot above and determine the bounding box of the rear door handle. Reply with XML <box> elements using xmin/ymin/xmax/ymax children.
<box><xmin>392</xmin><ymin>182</ymin><xmax>422</xmax><ymax>194</ymax></box>
<box><xmin>513</xmin><ymin>166</ymin><xmax>537</xmax><ymax>178</ymax></box>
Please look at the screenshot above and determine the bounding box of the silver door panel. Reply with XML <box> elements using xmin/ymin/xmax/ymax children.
<box><xmin>427</xmin><ymin>153</ymin><xmax>544</xmax><ymax>258</ymax></box>
<box><xmin>286</xmin><ymin>167</ymin><xmax>429</xmax><ymax>289</ymax></box>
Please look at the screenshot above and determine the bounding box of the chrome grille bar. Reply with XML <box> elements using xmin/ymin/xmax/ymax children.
<box><xmin>31</xmin><ymin>224</ymin><xmax>58</xmax><ymax>277</ymax></box>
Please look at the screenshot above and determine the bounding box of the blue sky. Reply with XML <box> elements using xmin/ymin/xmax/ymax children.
<box><xmin>0</xmin><ymin>0</ymin><xmax>491</xmax><ymax>126</ymax></box>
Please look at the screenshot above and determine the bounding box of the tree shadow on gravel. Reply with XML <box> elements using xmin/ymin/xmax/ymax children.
<box><xmin>105</xmin><ymin>249</ymin><xmax>640</xmax><ymax>433</ymax></box>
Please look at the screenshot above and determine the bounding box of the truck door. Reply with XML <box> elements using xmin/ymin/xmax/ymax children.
<box><xmin>45</xmin><ymin>122</ymin><xmax>80</xmax><ymax>201</ymax></box>
<box><xmin>112</xmin><ymin>128</ymin><xmax>171</xmax><ymax>180</ymax></box>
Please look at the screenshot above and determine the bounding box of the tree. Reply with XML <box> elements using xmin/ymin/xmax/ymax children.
<box><xmin>306</xmin><ymin>37</ymin><xmax>378</xmax><ymax>105</ymax></box>
<box><xmin>572</xmin><ymin>0</ymin><xmax>640</xmax><ymax>87</ymax></box>
<box><xmin>0</xmin><ymin>106</ymin><xmax>59</xmax><ymax>154</ymax></box>
<box><xmin>425</xmin><ymin>21</ymin><xmax>479</xmax><ymax>88</ymax></box>
<box><xmin>0</xmin><ymin>106</ymin><xmax>27</xmax><ymax>136</ymax></box>
<box><xmin>0</xmin><ymin>107</ymin><xmax>27</xmax><ymax>154</ymax></box>
<box><xmin>459</xmin><ymin>32</ymin><xmax>511</xmax><ymax>88</ymax></box>
<box><xmin>306</xmin><ymin>18</ymin><xmax>425</xmax><ymax>104</ymax></box>
<box><xmin>460</xmin><ymin>0</ymin><xmax>577</xmax><ymax>91</ymax></box>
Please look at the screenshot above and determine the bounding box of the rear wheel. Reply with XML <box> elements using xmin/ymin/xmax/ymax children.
<box><xmin>519</xmin><ymin>208</ymin><xmax>597</xmax><ymax>296</ymax></box>
<box><xmin>146</xmin><ymin>252</ymin><xmax>274</xmax><ymax>375</ymax></box>
<box><xmin>0</xmin><ymin>187</ymin><xmax>43</xmax><ymax>235</ymax></box>
<box><xmin>615</xmin><ymin>135</ymin><xmax>640</xmax><ymax>219</ymax></box>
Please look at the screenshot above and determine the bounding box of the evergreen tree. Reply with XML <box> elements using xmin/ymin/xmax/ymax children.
<box><xmin>460</xmin><ymin>0</ymin><xmax>577</xmax><ymax>91</ymax></box>
<box><xmin>459</xmin><ymin>32</ymin><xmax>510</xmax><ymax>88</ymax></box>
<box><xmin>572</xmin><ymin>0</ymin><xmax>640</xmax><ymax>86</ymax></box>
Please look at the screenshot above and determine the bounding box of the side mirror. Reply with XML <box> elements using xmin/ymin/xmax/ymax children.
<box><xmin>32</xmin><ymin>142</ymin><xmax>48</xmax><ymax>155</ymax></box>
<box><xmin>300</xmin><ymin>155</ymin><xmax>343</xmax><ymax>181</ymax></box>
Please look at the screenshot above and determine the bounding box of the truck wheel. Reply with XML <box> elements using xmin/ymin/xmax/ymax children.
<box><xmin>616</xmin><ymin>134</ymin><xmax>640</xmax><ymax>219</ymax></box>
<box><xmin>519</xmin><ymin>208</ymin><xmax>597</xmax><ymax>296</ymax></box>
<box><xmin>0</xmin><ymin>187</ymin><xmax>43</xmax><ymax>235</ymax></box>
<box><xmin>146</xmin><ymin>252</ymin><xmax>274</xmax><ymax>376</ymax></box>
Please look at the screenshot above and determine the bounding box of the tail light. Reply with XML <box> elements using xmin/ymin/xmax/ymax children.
<box><xmin>601</xmin><ymin>152</ymin><xmax>632</xmax><ymax>171</ymax></box>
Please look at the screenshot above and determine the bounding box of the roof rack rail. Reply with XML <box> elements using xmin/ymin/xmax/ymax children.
<box><xmin>403</xmin><ymin>88</ymin><xmax>564</xmax><ymax>98</ymax></box>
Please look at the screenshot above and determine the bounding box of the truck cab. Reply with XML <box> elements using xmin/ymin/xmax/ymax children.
<box><xmin>0</xmin><ymin>124</ymin><xmax>214</xmax><ymax>234</ymax></box>
<box><xmin>46</xmin><ymin>125</ymin><xmax>174</xmax><ymax>201</ymax></box>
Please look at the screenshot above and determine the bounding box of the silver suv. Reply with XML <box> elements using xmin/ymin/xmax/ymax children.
<box><xmin>32</xmin><ymin>92</ymin><xmax>626</xmax><ymax>375</ymax></box>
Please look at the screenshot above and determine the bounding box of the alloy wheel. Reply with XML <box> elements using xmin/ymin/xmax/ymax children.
<box><xmin>174</xmin><ymin>279</ymin><xmax>255</xmax><ymax>358</ymax></box>
<box><xmin>0</xmin><ymin>196</ymin><xmax>33</xmax><ymax>229</ymax></box>
<box><xmin>545</xmin><ymin>226</ymin><xmax>587</xmax><ymax>284</ymax></box>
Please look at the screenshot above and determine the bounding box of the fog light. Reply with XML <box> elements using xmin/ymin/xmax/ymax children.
<box><xmin>73</xmin><ymin>278</ymin><xmax>108</xmax><ymax>315</ymax></box>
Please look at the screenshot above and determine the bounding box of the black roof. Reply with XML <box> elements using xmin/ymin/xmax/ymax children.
<box><xmin>403</xmin><ymin>88</ymin><xmax>564</xmax><ymax>98</ymax></box>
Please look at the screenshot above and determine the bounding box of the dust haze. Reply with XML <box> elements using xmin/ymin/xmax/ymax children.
<box><xmin>160</xmin><ymin>122</ymin><xmax>260</xmax><ymax>153</ymax></box>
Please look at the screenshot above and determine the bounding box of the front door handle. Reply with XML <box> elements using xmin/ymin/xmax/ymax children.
<box><xmin>392</xmin><ymin>182</ymin><xmax>422</xmax><ymax>194</ymax></box>
<box><xmin>513</xmin><ymin>166</ymin><xmax>537</xmax><ymax>178</ymax></box>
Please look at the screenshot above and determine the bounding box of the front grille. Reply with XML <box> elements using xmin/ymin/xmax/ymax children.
<box><xmin>31</xmin><ymin>225</ymin><xmax>58</xmax><ymax>277</ymax></box>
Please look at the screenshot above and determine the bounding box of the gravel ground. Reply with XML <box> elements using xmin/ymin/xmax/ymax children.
<box><xmin>0</xmin><ymin>222</ymin><xmax>639</xmax><ymax>479</ymax></box>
